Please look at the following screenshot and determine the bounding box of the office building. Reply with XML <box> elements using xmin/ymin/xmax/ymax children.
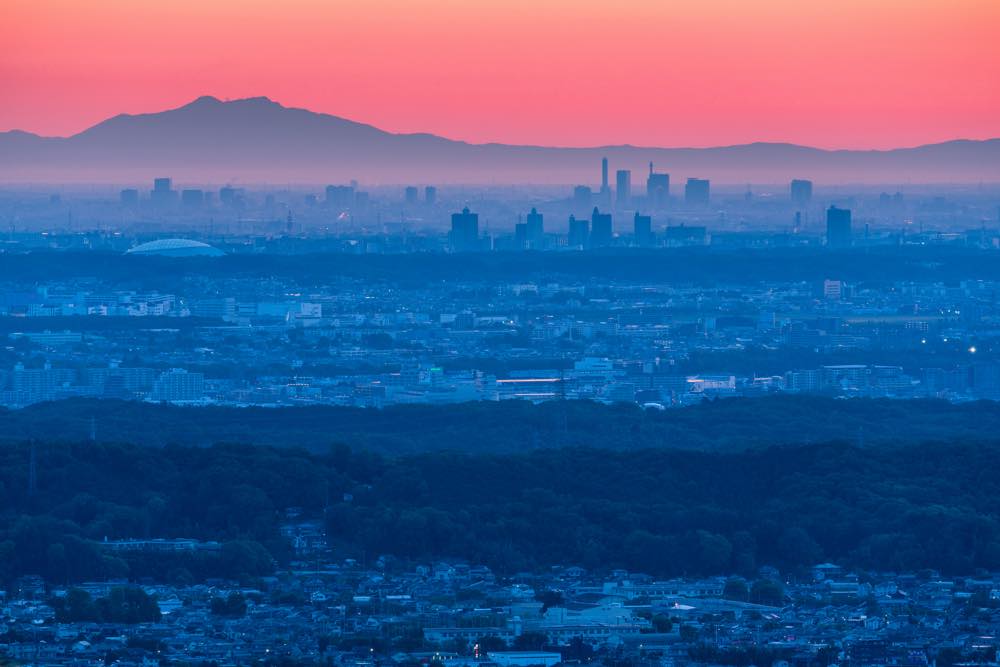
<box><xmin>573</xmin><ymin>185</ymin><xmax>592</xmax><ymax>211</ymax></box>
<box><xmin>685</xmin><ymin>178</ymin><xmax>710</xmax><ymax>206</ymax></box>
<box><xmin>791</xmin><ymin>179</ymin><xmax>813</xmax><ymax>207</ymax></box>
<box><xmin>647</xmin><ymin>163</ymin><xmax>670</xmax><ymax>209</ymax></box>
<box><xmin>120</xmin><ymin>189</ymin><xmax>139</xmax><ymax>208</ymax></box>
<box><xmin>325</xmin><ymin>184</ymin><xmax>355</xmax><ymax>209</ymax></box>
<box><xmin>405</xmin><ymin>186</ymin><xmax>419</xmax><ymax>205</ymax></box>
<box><xmin>425</xmin><ymin>186</ymin><xmax>437</xmax><ymax>205</ymax></box>
<box><xmin>150</xmin><ymin>177</ymin><xmax>178</xmax><ymax>208</ymax></box>
<box><xmin>826</xmin><ymin>205</ymin><xmax>852</xmax><ymax>248</ymax></box>
<box><xmin>450</xmin><ymin>207</ymin><xmax>480</xmax><ymax>252</ymax></box>
<box><xmin>525</xmin><ymin>207</ymin><xmax>544</xmax><ymax>248</ymax></box>
<box><xmin>181</xmin><ymin>189</ymin><xmax>204</xmax><ymax>208</ymax></box>
<box><xmin>568</xmin><ymin>214</ymin><xmax>589</xmax><ymax>248</ymax></box>
<box><xmin>633</xmin><ymin>212</ymin><xmax>653</xmax><ymax>247</ymax></box>
<box><xmin>590</xmin><ymin>207</ymin><xmax>613</xmax><ymax>247</ymax></box>
<box><xmin>616</xmin><ymin>170</ymin><xmax>631</xmax><ymax>207</ymax></box>
<box><xmin>600</xmin><ymin>157</ymin><xmax>610</xmax><ymax>198</ymax></box>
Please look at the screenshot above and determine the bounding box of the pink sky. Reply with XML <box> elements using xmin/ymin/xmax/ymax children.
<box><xmin>2</xmin><ymin>0</ymin><xmax>999</xmax><ymax>149</ymax></box>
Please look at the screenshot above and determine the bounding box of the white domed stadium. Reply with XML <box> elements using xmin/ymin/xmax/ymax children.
<box><xmin>125</xmin><ymin>238</ymin><xmax>224</xmax><ymax>257</ymax></box>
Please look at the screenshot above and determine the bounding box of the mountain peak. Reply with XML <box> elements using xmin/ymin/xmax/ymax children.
<box><xmin>181</xmin><ymin>95</ymin><xmax>281</xmax><ymax>110</ymax></box>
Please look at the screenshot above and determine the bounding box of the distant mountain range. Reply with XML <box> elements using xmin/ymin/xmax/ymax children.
<box><xmin>1</xmin><ymin>96</ymin><xmax>998</xmax><ymax>184</ymax></box>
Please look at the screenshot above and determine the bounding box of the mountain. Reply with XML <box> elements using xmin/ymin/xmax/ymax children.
<box><xmin>2</xmin><ymin>96</ymin><xmax>998</xmax><ymax>184</ymax></box>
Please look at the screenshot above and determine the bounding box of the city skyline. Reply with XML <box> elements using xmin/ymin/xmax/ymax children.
<box><xmin>3</xmin><ymin>0</ymin><xmax>1000</xmax><ymax>149</ymax></box>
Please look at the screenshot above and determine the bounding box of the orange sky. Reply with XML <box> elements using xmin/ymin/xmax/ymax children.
<box><xmin>2</xmin><ymin>0</ymin><xmax>999</xmax><ymax>149</ymax></box>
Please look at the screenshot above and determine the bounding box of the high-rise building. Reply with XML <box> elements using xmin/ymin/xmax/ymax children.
<box><xmin>590</xmin><ymin>207</ymin><xmax>613</xmax><ymax>247</ymax></box>
<box><xmin>450</xmin><ymin>207</ymin><xmax>480</xmax><ymax>252</ymax></box>
<box><xmin>150</xmin><ymin>177</ymin><xmax>177</xmax><ymax>208</ymax></box>
<box><xmin>525</xmin><ymin>207</ymin><xmax>544</xmax><ymax>248</ymax></box>
<box><xmin>600</xmin><ymin>158</ymin><xmax>610</xmax><ymax>198</ymax></box>
<box><xmin>633</xmin><ymin>212</ymin><xmax>653</xmax><ymax>247</ymax></box>
<box><xmin>568</xmin><ymin>214</ymin><xmax>589</xmax><ymax>248</ymax></box>
<box><xmin>791</xmin><ymin>179</ymin><xmax>813</xmax><ymax>207</ymax></box>
<box><xmin>405</xmin><ymin>186</ymin><xmax>419</xmax><ymax>205</ymax></box>
<box><xmin>573</xmin><ymin>185</ymin><xmax>592</xmax><ymax>211</ymax></box>
<box><xmin>326</xmin><ymin>184</ymin><xmax>355</xmax><ymax>209</ymax></box>
<box><xmin>181</xmin><ymin>189</ymin><xmax>204</xmax><ymax>208</ymax></box>
<box><xmin>514</xmin><ymin>222</ymin><xmax>528</xmax><ymax>249</ymax></box>
<box><xmin>685</xmin><ymin>178</ymin><xmax>710</xmax><ymax>206</ymax></box>
<box><xmin>425</xmin><ymin>186</ymin><xmax>437</xmax><ymax>205</ymax></box>
<box><xmin>616</xmin><ymin>170</ymin><xmax>631</xmax><ymax>207</ymax></box>
<box><xmin>647</xmin><ymin>163</ymin><xmax>670</xmax><ymax>209</ymax></box>
<box><xmin>120</xmin><ymin>189</ymin><xmax>139</xmax><ymax>208</ymax></box>
<box><xmin>826</xmin><ymin>205</ymin><xmax>852</xmax><ymax>248</ymax></box>
<box><xmin>219</xmin><ymin>185</ymin><xmax>238</xmax><ymax>206</ymax></box>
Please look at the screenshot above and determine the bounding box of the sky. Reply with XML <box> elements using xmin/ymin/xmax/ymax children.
<box><xmin>2</xmin><ymin>0</ymin><xmax>999</xmax><ymax>149</ymax></box>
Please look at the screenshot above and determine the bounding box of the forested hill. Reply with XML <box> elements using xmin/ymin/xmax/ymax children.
<box><xmin>2</xmin><ymin>395</ymin><xmax>999</xmax><ymax>453</ymax></box>
<box><xmin>3</xmin><ymin>439</ymin><xmax>1000</xmax><ymax>582</ymax></box>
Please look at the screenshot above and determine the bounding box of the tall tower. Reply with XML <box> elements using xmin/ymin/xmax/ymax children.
<box><xmin>600</xmin><ymin>157</ymin><xmax>609</xmax><ymax>197</ymax></box>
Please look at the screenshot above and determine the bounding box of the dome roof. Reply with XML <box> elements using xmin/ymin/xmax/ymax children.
<box><xmin>126</xmin><ymin>238</ymin><xmax>224</xmax><ymax>257</ymax></box>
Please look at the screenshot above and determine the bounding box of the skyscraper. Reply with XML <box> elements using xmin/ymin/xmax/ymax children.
<box><xmin>791</xmin><ymin>179</ymin><xmax>813</xmax><ymax>207</ymax></box>
<box><xmin>405</xmin><ymin>186</ymin><xmax>419</xmax><ymax>205</ymax></box>
<box><xmin>425</xmin><ymin>186</ymin><xmax>437</xmax><ymax>205</ymax></box>
<box><xmin>633</xmin><ymin>212</ymin><xmax>653</xmax><ymax>247</ymax></box>
<box><xmin>616</xmin><ymin>170</ymin><xmax>631</xmax><ymax>207</ymax></box>
<box><xmin>685</xmin><ymin>178</ymin><xmax>710</xmax><ymax>206</ymax></box>
<box><xmin>450</xmin><ymin>207</ymin><xmax>480</xmax><ymax>252</ymax></box>
<box><xmin>647</xmin><ymin>163</ymin><xmax>670</xmax><ymax>209</ymax></box>
<box><xmin>573</xmin><ymin>185</ymin><xmax>593</xmax><ymax>211</ymax></box>
<box><xmin>590</xmin><ymin>207</ymin><xmax>613</xmax><ymax>247</ymax></box>
<box><xmin>326</xmin><ymin>184</ymin><xmax>355</xmax><ymax>209</ymax></box>
<box><xmin>568</xmin><ymin>214</ymin><xmax>589</xmax><ymax>248</ymax></box>
<box><xmin>150</xmin><ymin>177</ymin><xmax>178</xmax><ymax>208</ymax></box>
<box><xmin>600</xmin><ymin>157</ymin><xmax>610</xmax><ymax>198</ymax></box>
<box><xmin>120</xmin><ymin>188</ymin><xmax>139</xmax><ymax>208</ymax></box>
<box><xmin>826</xmin><ymin>205</ymin><xmax>852</xmax><ymax>248</ymax></box>
<box><xmin>515</xmin><ymin>222</ymin><xmax>528</xmax><ymax>249</ymax></box>
<box><xmin>526</xmin><ymin>207</ymin><xmax>544</xmax><ymax>248</ymax></box>
<box><xmin>181</xmin><ymin>189</ymin><xmax>204</xmax><ymax>209</ymax></box>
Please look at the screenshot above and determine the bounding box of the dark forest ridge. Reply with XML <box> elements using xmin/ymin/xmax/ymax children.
<box><xmin>4</xmin><ymin>245</ymin><xmax>1000</xmax><ymax>286</ymax></box>
<box><xmin>2</xmin><ymin>96</ymin><xmax>998</xmax><ymax>184</ymax></box>
<box><xmin>3</xmin><ymin>395</ymin><xmax>998</xmax><ymax>454</ymax></box>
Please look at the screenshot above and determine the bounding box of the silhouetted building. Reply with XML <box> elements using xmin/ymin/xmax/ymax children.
<box><xmin>573</xmin><ymin>185</ymin><xmax>593</xmax><ymax>211</ymax></box>
<box><xmin>150</xmin><ymin>177</ymin><xmax>177</xmax><ymax>208</ymax></box>
<box><xmin>568</xmin><ymin>214</ymin><xmax>589</xmax><ymax>248</ymax></box>
<box><xmin>600</xmin><ymin>157</ymin><xmax>610</xmax><ymax>199</ymax></box>
<box><xmin>219</xmin><ymin>185</ymin><xmax>239</xmax><ymax>206</ymax></box>
<box><xmin>181</xmin><ymin>189</ymin><xmax>204</xmax><ymax>208</ymax></box>
<box><xmin>425</xmin><ymin>186</ymin><xmax>437</xmax><ymax>205</ymax></box>
<box><xmin>633</xmin><ymin>212</ymin><xmax>653</xmax><ymax>247</ymax></box>
<box><xmin>826</xmin><ymin>205</ymin><xmax>852</xmax><ymax>248</ymax></box>
<box><xmin>325</xmin><ymin>185</ymin><xmax>355</xmax><ymax>209</ymax></box>
<box><xmin>616</xmin><ymin>170</ymin><xmax>631</xmax><ymax>207</ymax></box>
<box><xmin>514</xmin><ymin>222</ymin><xmax>528</xmax><ymax>249</ymax></box>
<box><xmin>647</xmin><ymin>163</ymin><xmax>670</xmax><ymax>208</ymax></box>
<box><xmin>791</xmin><ymin>179</ymin><xmax>813</xmax><ymax>207</ymax></box>
<box><xmin>405</xmin><ymin>186</ymin><xmax>419</xmax><ymax>205</ymax></box>
<box><xmin>120</xmin><ymin>189</ymin><xmax>139</xmax><ymax>208</ymax></box>
<box><xmin>685</xmin><ymin>178</ymin><xmax>710</xmax><ymax>206</ymax></box>
<box><xmin>590</xmin><ymin>207</ymin><xmax>613</xmax><ymax>247</ymax></box>
<box><xmin>450</xmin><ymin>207</ymin><xmax>479</xmax><ymax>252</ymax></box>
<box><xmin>526</xmin><ymin>207</ymin><xmax>544</xmax><ymax>248</ymax></box>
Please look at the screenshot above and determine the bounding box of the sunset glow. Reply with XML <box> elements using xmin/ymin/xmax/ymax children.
<box><xmin>3</xmin><ymin>0</ymin><xmax>999</xmax><ymax>148</ymax></box>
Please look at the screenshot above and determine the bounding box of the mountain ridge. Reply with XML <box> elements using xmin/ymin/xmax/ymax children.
<box><xmin>2</xmin><ymin>96</ymin><xmax>998</xmax><ymax>184</ymax></box>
